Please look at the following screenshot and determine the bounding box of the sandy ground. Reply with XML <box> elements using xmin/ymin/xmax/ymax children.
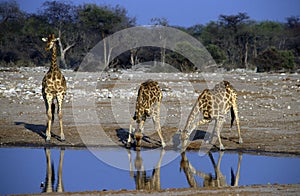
<box><xmin>1</xmin><ymin>67</ymin><xmax>300</xmax><ymax>195</ymax></box>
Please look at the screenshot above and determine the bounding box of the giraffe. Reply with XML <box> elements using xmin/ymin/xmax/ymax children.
<box><xmin>41</xmin><ymin>148</ymin><xmax>65</xmax><ymax>193</ymax></box>
<box><xmin>127</xmin><ymin>149</ymin><xmax>165</xmax><ymax>191</ymax></box>
<box><xmin>181</xmin><ymin>80</ymin><xmax>242</xmax><ymax>150</ymax></box>
<box><xmin>180</xmin><ymin>151</ymin><xmax>242</xmax><ymax>188</ymax></box>
<box><xmin>128</xmin><ymin>79</ymin><xmax>166</xmax><ymax>148</ymax></box>
<box><xmin>42</xmin><ymin>34</ymin><xmax>67</xmax><ymax>142</ymax></box>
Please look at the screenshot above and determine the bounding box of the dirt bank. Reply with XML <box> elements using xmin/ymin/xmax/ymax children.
<box><xmin>1</xmin><ymin>67</ymin><xmax>299</xmax><ymax>154</ymax></box>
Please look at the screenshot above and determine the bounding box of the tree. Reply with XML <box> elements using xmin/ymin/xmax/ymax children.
<box><xmin>218</xmin><ymin>13</ymin><xmax>250</xmax><ymax>67</ymax></box>
<box><xmin>255</xmin><ymin>47</ymin><xmax>295</xmax><ymax>72</ymax></box>
<box><xmin>150</xmin><ymin>18</ymin><xmax>169</xmax><ymax>66</ymax></box>
<box><xmin>219</xmin><ymin>12</ymin><xmax>249</xmax><ymax>31</ymax></box>
<box><xmin>0</xmin><ymin>1</ymin><xmax>27</xmax><ymax>65</ymax></box>
<box><xmin>171</xmin><ymin>41</ymin><xmax>209</xmax><ymax>72</ymax></box>
<box><xmin>285</xmin><ymin>16</ymin><xmax>300</xmax><ymax>62</ymax></box>
<box><xmin>0</xmin><ymin>0</ymin><xmax>23</xmax><ymax>25</ymax></box>
<box><xmin>78</xmin><ymin>4</ymin><xmax>135</xmax><ymax>68</ymax></box>
<box><xmin>280</xmin><ymin>49</ymin><xmax>296</xmax><ymax>71</ymax></box>
<box><xmin>200</xmin><ymin>21</ymin><xmax>221</xmax><ymax>47</ymax></box>
<box><xmin>206</xmin><ymin>44</ymin><xmax>226</xmax><ymax>65</ymax></box>
<box><xmin>255</xmin><ymin>21</ymin><xmax>285</xmax><ymax>49</ymax></box>
<box><xmin>286</xmin><ymin>16</ymin><xmax>300</xmax><ymax>29</ymax></box>
<box><xmin>40</xmin><ymin>1</ymin><xmax>78</xmax><ymax>68</ymax></box>
<box><xmin>186</xmin><ymin>24</ymin><xmax>204</xmax><ymax>40</ymax></box>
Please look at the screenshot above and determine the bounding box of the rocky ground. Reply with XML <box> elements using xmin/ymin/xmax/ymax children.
<box><xmin>1</xmin><ymin>66</ymin><xmax>300</xmax><ymax>195</ymax></box>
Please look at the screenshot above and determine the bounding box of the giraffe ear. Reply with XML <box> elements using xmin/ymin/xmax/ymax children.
<box><xmin>42</xmin><ymin>37</ymin><xmax>48</xmax><ymax>42</ymax></box>
<box><xmin>54</xmin><ymin>37</ymin><xmax>60</xmax><ymax>41</ymax></box>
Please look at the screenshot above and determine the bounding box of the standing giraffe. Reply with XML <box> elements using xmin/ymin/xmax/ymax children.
<box><xmin>128</xmin><ymin>80</ymin><xmax>166</xmax><ymax>148</ymax></box>
<box><xmin>42</xmin><ymin>34</ymin><xmax>67</xmax><ymax>141</ymax></box>
<box><xmin>181</xmin><ymin>80</ymin><xmax>243</xmax><ymax>150</ymax></box>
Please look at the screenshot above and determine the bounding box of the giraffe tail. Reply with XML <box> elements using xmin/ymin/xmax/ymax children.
<box><xmin>51</xmin><ymin>103</ymin><xmax>55</xmax><ymax>122</ymax></box>
<box><xmin>230</xmin><ymin>106</ymin><xmax>235</xmax><ymax>127</ymax></box>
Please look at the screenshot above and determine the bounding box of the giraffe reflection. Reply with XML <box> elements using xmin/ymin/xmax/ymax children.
<box><xmin>127</xmin><ymin>149</ymin><xmax>165</xmax><ymax>191</ymax></box>
<box><xmin>41</xmin><ymin>148</ymin><xmax>65</xmax><ymax>193</ymax></box>
<box><xmin>180</xmin><ymin>151</ymin><xmax>242</xmax><ymax>188</ymax></box>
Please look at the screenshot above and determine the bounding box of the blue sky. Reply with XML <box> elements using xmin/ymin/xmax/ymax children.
<box><xmin>16</xmin><ymin>0</ymin><xmax>300</xmax><ymax>26</ymax></box>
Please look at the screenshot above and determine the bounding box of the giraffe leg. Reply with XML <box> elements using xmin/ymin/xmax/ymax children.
<box><xmin>188</xmin><ymin>118</ymin><xmax>211</xmax><ymax>139</ymax></box>
<box><xmin>127</xmin><ymin>117</ymin><xmax>135</xmax><ymax>147</ymax></box>
<box><xmin>233</xmin><ymin>102</ymin><xmax>243</xmax><ymax>144</ymax></box>
<box><xmin>180</xmin><ymin>103</ymin><xmax>206</xmax><ymax>150</ymax></box>
<box><xmin>207</xmin><ymin>119</ymin><xmax>218</xmax><ymax>144</ymax></box>
<box><xmin>152</xmin><ymin>103</ymin><xmax>165</xmax><ymax>148</ymax></box>
<box><xmin>135</xmin><ymin>120</ymin><xmax>144</xmax><ymax>148</ymax></box>
<box><xmin>45</xmin><ymin>96</ymin><xmax>53</xmax><ymax>141</ymax></box>
<box><xmin>216</xmin><ymin>118</ymin><xmax>225</xmax><ymax>150</ymax></box>
<box><xmin>196</xmin><ymin>119</ymin><xmax>211</xmax><ymax>129</ymax></box>
<box><xmin>181</xmin><ymin>118</ymin><xmax>210</xmax><ymax>151</ymax></box>
<box><xmin>152</xmin><ymin>114</ymin><xmax>165</xmax><ymax>148</ymax></box>
<box><xmin>57</xmin><ymin>95</ymin><xmax>65</xmax><ymax>141</ymax></box>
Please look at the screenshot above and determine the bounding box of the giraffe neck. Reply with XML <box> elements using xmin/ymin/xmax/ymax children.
<box><xmin>51</xmin><ymin>44</ymin><xmax>58</xmax><ymax>70</ymax></box>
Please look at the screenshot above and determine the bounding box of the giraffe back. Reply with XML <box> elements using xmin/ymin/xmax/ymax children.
<box><xmin>134</xmin><ymin>80</ymin><xmax>162</xmax><ymax>122</ymax></box>
<box><xmin>199</xmin><ymin>81</ymin><xmax>237</xmax><ymax>120</ymax></box>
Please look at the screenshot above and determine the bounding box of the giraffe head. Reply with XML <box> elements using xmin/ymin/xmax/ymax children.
<box><xmin>42</xmin><ymin>34</ymin><xmax>59</xmax><ymax>51</ymax></box>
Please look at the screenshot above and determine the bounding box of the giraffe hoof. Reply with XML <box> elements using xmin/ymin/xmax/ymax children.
<box><xmin>60</xmin><ymin>137</ymin><xmax>65</xmax><ymax>142</ymax></box>
<box><xmin>126</xmin><ymin>141</ymin><xmax>132</xmax><ymax>148</ymax></box>
<box><xmin>239</xmin><ymin>138</ymin><xmax>243</xmax><ymax>144</ymax></box>
<box><xmin>219</xmin><ymin>145</ymin><xmax>225</xmax><ymax>151</ymax></box>
<box><xmin>46</xmin><ymin>137</ymin><xmax>51</xmax><ymax>142</ymax></box>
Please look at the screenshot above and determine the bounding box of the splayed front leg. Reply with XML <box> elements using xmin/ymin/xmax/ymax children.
<box><xmin>127</xmin><ymin>118</ymin><xmax>135</xmax><ymax>147</ymax></box>
<box><xmin>239</xmin><ymin>137</ymin><xmax>243</xmax><ymax>144</ymax></box>
<box><xmin>232</xmin><ymin>100</ymin><xmax>243</xmax><ymax>145</ymax></box>
<box><xmin>152</xmin><ymin>112</ymin><xmax>166</xmax><ymax>148</ymax></box>
<box><xmin>219</xmin><ymin>143</ymin><xmax>225</xmax><ymax>151</ymax></box>
<box><xmin>216</xmin><ymin>118</ymin><xmax>225</xmax><ymax>151</ymax></box>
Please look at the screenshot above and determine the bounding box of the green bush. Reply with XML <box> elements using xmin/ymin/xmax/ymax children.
<box><xmin>255</xmin><ymin>47</ymin><xmax>295</xmax><ymax>72</ymax></box>
<box><xmin>280</xmin><ymin>50</ymin><xmax>295</xmax><ymax>71</ymax></box>
<box><xmin>206</xmin><ymin>44</ymin><xmax>227</xmax><ymax>64</ymax></box>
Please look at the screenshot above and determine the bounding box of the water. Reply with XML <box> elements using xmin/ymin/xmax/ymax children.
<box><xmin>0</xmin><ymin>147</ymin><xmax>299</xmax><ymax>195</ymax></box>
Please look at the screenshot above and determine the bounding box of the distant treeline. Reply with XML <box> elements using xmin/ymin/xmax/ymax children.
<box><xmin>0</xmin><ymin>1</ymin><xmax>299</xmax><ymax>72</ymax></box>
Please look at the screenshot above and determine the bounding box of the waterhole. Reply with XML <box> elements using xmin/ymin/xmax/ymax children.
<box><xmin>0</xmin><ymin>147</ymin><xmax>299</xmax><ymax>195</ymax></box>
